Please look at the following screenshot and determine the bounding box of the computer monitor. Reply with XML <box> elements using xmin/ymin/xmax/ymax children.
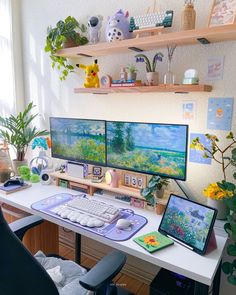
<box><xmin>106</xmin><ymin>121</ymin><xmax>188</xmax><ymax>180</ymax></box>
<box><xmin>50</xmin><ymin>117</ymin><xmax>106</xmax><ymax>165</ymax></box>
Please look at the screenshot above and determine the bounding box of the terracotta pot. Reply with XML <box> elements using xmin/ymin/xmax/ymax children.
<box><xmin>146</xmin><ymin>72</ymin><xmax>159</xmax><ymax>86</ymax></box>
<box><xmin>207</xmin><ymin>198</ymin><xmax>229</xmax><ymax>220</ymax></box>
<box><xmin>155</xmin><ymin>203</ymin><xmax>166</xmax><ymax>215</ymax></box>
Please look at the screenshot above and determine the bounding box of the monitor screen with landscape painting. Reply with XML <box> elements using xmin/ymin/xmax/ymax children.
<box><xmin>50</xmin><ymin>117</ymin><xmax>106</xmax><ymax>165</ymax></box>
<box><xmin>106</xmin><ymin>121</ymin><xmax>188</xmax><ymax>180</ymax></box>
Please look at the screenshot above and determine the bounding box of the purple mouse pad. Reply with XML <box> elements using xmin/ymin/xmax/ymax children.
<box><xmin>31</xmin><ymin>193</ymin><xmax>148</xmax><ymax>241</ymax></box>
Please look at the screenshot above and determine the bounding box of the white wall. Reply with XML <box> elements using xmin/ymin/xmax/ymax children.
<box><xmin>19</xmin><ymin>0</ymin><xmax>236</xmax><ymax>203</ymax></box>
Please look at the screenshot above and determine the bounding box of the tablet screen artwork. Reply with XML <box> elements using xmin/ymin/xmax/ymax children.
<box><xmin>159</xmin><ymin>194</ymin><xmax>217</xmax><ymax>255</ymax></box>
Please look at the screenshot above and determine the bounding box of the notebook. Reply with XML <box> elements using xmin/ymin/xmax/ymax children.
<box><xmin>0</xmin><ymin>183</ymin><xmax>31</xmax><ymax>194</ymax></box>
<box><xmin>133</xmin><ymin>231</ymin><xmax>174</xmax><ymax>253</ymax></box>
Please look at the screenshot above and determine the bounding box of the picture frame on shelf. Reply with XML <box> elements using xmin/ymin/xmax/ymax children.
<box><xmin>208</xmin><ymin>0</ymin><xmax>236</xmax><ymax>27</ymax></box>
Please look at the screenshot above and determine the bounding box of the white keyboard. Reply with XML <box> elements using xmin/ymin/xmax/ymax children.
<box><xmin>131</xmin><ymin>10</ymin><xmax>173</xmax><ymax>30</ymax></box>
<box><xmin>52</xmin><ymin>195</ymin><xmax>120</xmax><ymax>227</ymax></box>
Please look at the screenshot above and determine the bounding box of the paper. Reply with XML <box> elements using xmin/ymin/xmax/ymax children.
<box><xmin>207</xmin><ymin>97</ymin><xmax>234</xmax><ymax>130</ymax></box>
<box><xmin>189</xmin><ymin>133</ymin><xmax>212</xmax><ymax>164</ymax></box>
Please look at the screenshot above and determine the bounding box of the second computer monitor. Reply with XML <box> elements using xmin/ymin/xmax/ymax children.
<box><xmin>106</xmin><ymin>121</ymin><xmax>188</xmax><ymax>181</ymax></box>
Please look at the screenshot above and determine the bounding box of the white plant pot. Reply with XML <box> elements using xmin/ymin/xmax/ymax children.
<box><xmin>207</xmin><ymin>198</ymin><xmax>229</xmax><ymax>220</ymax></box>
<box><xmin>127</xmin><ymin>72</ymin><xmax>137</xmax><ymax>81</ymax></box>
<box><xmin>146</xmin><ymin>72</ymin><xmax>159</xmax><ymax>86</ymax></box>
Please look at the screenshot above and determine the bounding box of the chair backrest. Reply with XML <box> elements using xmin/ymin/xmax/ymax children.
<box><xmin>0</xmin><ymin>207</ymin><xmax>59</xmax><ymax>295</ymax></box>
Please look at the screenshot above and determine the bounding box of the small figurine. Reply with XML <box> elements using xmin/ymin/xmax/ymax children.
<box><xmin>87</xmin><ymin>15</ymin><xmax>103</xmax><ymax>44</ymax></box>
<box><xmin>106</xmin><ymin>9</ymin><xmax>131</xmax><ymax>42</ymax></box>
<box><xmin>76</xmin><ymin>59</ymin><xmax>100</xmax><ymax>88</ymax></box>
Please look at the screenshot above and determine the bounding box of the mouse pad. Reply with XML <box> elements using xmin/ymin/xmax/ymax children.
<box><xmin>31</xmin><ymin>193</ymin><xmax>148</xmax><ymax>241</ymax></box>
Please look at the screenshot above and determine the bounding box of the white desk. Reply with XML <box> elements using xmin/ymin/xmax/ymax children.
<box><xmin>0</xmin><ymin>183</ymin><xmax>227</xmax><ymax>292</ymax></box>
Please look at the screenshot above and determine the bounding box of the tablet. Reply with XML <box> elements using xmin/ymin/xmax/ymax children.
<box><xmin>158</xmin><ymin>194</ymin><xmax>217</xmax><ymax>255</ymax></box>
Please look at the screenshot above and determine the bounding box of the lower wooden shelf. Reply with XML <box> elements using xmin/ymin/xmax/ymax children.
<box><xmin>51</xmin><ymin>171</ymin><xmax>145</xmax><ymax>200</ymax></box>
<box><xmin>74</xmin><ymin>84</ymin><xmax>212</xmax><ymax>94</ymax></box>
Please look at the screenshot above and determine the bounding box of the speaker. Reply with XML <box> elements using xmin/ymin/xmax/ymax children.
<box><xmin>67</xmin><ymin>162</ymin><xmax>88</xmax><ymax>178</ymax></box>
<box><xmin>40</xmin><ymin>170</ymin><xmax>52</xmax><ymax>185</ymax></box>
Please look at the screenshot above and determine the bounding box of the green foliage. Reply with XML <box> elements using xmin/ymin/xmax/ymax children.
<box><xmin>140</xmin><ymin>175</ymin><xmax>170</xmax><ymax>205</ymax></box>
<box><xmin>110</xmin><ymin>123</ymin><xmax>125</xmax><ymax>154</ymax></box>
<box><xmin>125</xmin><ymin>125</ymin><xmax>134</xmax><ymax>151</ymax></box>
<box><xmin>0</xmin><ymin>102</ymin><xmax>49</xmax><ymax>161</ymax></box>
<box><xmin>126</xmin><ymin>64</ymin><xmax>137</xmax><ymax>73</ymax></box>
<box><xmin>191</xmin><ymin>132</ymin><xmax>236</xmax><ymax>285</ymax></box>
<box><xmin>53</xmin><ymin>138</ymin><xmax>106</xmax><ymax>164</ymax></box>
<box><xmin>45</xmin><ymin>16</ymin><xmax>88</xmax><ymax>80</ymax></box>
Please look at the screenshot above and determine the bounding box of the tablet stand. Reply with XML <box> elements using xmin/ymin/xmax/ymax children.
<box><xmin>206</xmin><ymin>230</ymin><xmax>217</xmax><ymax>254</ymax></box>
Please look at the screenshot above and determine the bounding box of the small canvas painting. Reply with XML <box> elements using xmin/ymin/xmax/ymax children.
<box><xmin>189</xmin><ymin>133</ymin><xmax>212</xmax><ymax>164</ymax></box>
<box><xmin>208</xmin><ymin>0</ymin><xmax>236</xmax><ymax>27</ymax></box>
<box><xmin>207</xmin><ymin>97</ymin><xmax>234</xmax><ymax>130</ymax></box>
<box><xmin>206</xmin><ymin>56</ymin><xmax>225</xmax><ymax>80</ymax></box>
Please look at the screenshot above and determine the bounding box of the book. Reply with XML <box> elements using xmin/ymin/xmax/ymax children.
<box><xmin>133</xmin><ymin>231</ymin><xmax>174</xmax><ymax>253</ymax></box>
<box><xmin>0</xmin><ymin>183</ymin><xmax>31</xmax><ymax>194</ymax></box>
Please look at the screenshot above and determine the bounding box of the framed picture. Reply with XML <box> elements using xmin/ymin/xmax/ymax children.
<box><xmin>208</xmin><ymin>0</ymin><xmax>236</xmax><ymax>27</ymax></box>
<box><xmin>92</xmin><ymin>166</ymin><xmax>102</xmax><ymax>176</ymax></box>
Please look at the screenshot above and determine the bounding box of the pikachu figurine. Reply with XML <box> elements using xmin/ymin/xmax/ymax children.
<box><xmin>76</xmin><ymin>59</ymin><xmax>100</xmax><ymax>88</ymax></box>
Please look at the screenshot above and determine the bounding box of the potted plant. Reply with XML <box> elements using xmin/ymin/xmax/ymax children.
<box><xmin>191</xmin><ymin>132</ymin><xmax>236</xmax><ymax>285</ymax></box>
<box><xmin>135</xmin><ymin>52</ymin><xmax>163</xmax><ymax>85</ymax></box>
<box><xmin>126</xmin><ymin>64</ymin><xmax>137</xmax><ymax>81</ymax></box>
<box><xmin>44</xmin><ymin>16</ymin><xmax>89</xmax><ymax>81</ymax></box>
<box><xmin>0</xmin><ymin>102</ymin><xmax>49</xmax><ymax>174</ymax></box>
<box><xmin>140</xmin><ymin>175</ymin><xmax>170</xmax><ymax>214</ymax></box>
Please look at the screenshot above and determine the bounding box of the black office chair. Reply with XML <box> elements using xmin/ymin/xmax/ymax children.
<box><xmin>0</xmin><ymin>207</ymin><xmax>132</xmax><ymax>295</ymax></box>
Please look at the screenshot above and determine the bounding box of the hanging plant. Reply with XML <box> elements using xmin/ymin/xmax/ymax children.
<box><xmin>44</xmin><ymin>16</ymin><xmax>88</xmax><ymax>80</ymax></box>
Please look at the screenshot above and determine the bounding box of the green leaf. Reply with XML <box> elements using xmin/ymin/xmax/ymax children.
<box><xmin>222</xmin><ymin>262</ymin><xmax>233</xmax><ymax>274</ymax></box>
<box><xmin>233</xmin><ymin>259</ymin><xmax>236</xmax><ymax>269</ymax></box>
<box><xmin>224</xmin><ymin>222</ymin><xmax>232</xmax><ymax>235</ymax></box>
<box><xmin>227</xmin><ymin>244</ymin><xmax>236</xmax><ymax>256</ymax></box>
<box><xmin>227</xmin><ymin>275</ymin><xmax>236</xmax><ymax>285</ymax></box>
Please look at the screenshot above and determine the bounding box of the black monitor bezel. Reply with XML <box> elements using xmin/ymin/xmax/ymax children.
<box><xmin>50</xmin><ymin>117</ymin><xmax>107</xmax><ymax>166</ymax></box>
<box><xmin>158</xmin><ymin>194</ymin><xmax>218</xmax><ymax>255</ymax></box>
<box><xmin>106</xmin><ymin>120</ymin><xmax>188</xmax><ymax>181</ymax></box>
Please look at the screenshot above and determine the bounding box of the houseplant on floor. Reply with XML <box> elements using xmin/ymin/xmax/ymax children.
<box><xmin>45</xmin><ymin>16</ymin><xmax>88</xmax><ymax>80</ymax></box>
<box><xmin>135</xmin><ymin>52</ymin><xmax>163</xmax><ymax>86</ymax></box>
<box><xmin>0</xmin><ymin>102</ymin><xmax>49</xmax><ymax>174</ymax></box>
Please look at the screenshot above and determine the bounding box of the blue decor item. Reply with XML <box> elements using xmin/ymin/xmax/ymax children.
<box><xmin>32</xmin><ymin>137</ymin><xmax>48</xmax><ymax>150</ymax></box>
<box><xmin>189</xmin><ymin>133</ymin><xmax>212</xmax><ymax>165</ymax></box>
<box><xmin>207</xmin><ymin>97</ymin><xmax>234</xmax><ymax>131</ymax></box>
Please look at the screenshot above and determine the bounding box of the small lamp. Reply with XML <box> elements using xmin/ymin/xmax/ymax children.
<box><xmin>105</xmin><ymin>169</ymin><xmax>119</xmax><ymax>188</ymax></box>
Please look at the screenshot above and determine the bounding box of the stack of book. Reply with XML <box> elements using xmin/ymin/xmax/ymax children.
<box><xmin>111</xmin><ymin>80</ymin><xmax>142</xmax><ymax>87</ymax></box>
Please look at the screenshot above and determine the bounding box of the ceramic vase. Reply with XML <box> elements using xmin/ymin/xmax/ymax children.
<box><xmin>207</xmin><ymin>198</ymin><xmax>229</xmax><ymax>220</ymax></box>
<box><xmin>146</xmin><ymin>72</ymin><xmax>159</xmax><ymax>86</ymax></box>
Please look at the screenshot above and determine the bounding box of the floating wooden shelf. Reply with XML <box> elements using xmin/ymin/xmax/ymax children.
<box><xmin>57</xmin><ymin>25</ymin><xmax>236</xmax><ymax>58</ymax></box>
<box><xmin>74</xmin><ymin>84</ymin><xmax>212</xmax><ymax>94</ymax></box>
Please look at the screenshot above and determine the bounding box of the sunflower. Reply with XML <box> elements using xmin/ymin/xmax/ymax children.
<box><xmin>143</xmin><ymin>235</ymin><xmax>160</xmax><ymax>246</ymax></box>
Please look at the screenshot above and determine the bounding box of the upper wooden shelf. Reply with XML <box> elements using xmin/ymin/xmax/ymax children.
<box><xmin>74</xmin><ymin>84</ymin><xmax>212</xmax><ymax>94</ymax></box>
<box><xmin>57</xmin><ymin>25</ymin><xmax>236</xmax><ymax>58</ymax></box>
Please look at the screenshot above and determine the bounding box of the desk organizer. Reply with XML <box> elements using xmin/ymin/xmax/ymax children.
<box><xmin>31</xmin><ymin>193</ymin><xmax>148</xmax><ymax>241</ymax></box>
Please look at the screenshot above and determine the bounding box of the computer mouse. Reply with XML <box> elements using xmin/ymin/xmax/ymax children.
<box><xmin>116</xmin><ymin>219</ymin><xmax>132</xmax><ymax>230</ymax></box>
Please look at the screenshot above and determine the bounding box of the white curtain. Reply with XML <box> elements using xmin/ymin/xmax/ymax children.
<box><xmin>0</xmin><ymin>0</ymin><xmax>16</xmax><ymax>116</ymax></box>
